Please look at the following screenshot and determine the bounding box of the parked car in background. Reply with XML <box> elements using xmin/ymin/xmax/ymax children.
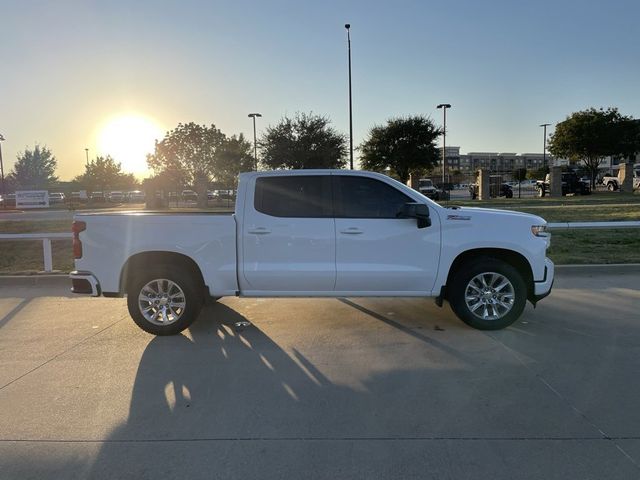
<box><xmin>69</xmin><ymin>192</ymin><xmax>88</xmax><ymax>204</ymax></box>
<box><xmin>181</xmin><ymin>190</ymin><xmax>198</xmax><ymax>202</ymax></box>
<box><xmin>601</xmin><ymin>170</ymin><xmax>640</xmax><ymax>191</ymax></box>
<box><xmin>90</xmin><ymin>192</ymin><xmax>105</xmax><ymax>203</ymax></box>
<box><xmin>127</xmin><ymin>191</ymin><xmax>146</xmax><ymax>203</ymax></box>
<box><xmin>49</xmin><ymin>192</ymin><xmax>66</xmax><ymax>204</ymax></box>
<box><xmin>536</xmin><ymin>171</ymin><xmax>591</xmax><ymax>197</ymax></box>
<box><xmin>1</xmin><ymin>193</ymin><xmax>17</xmax><ymax>207</ymax></box>
<box><xmin>108</xmin><ymin>191</ymin><xmax>125</xmax><ymax>203</ymax></box>
<box><xmin>519</xmin><ymin>179</ymin><xmax>538</xmax><ymax>187</ymax></box>
<box><xmin>469</xmin><ymin>177</ymin><xmax>513</xmax><ymax>199</ymax></box>
<box><xmin>418</xmin><ymin>179</ymin><xmax>439</xmax><ymax>200</ymax></box>
<box><xmin>215</xmin><ymin>189</ymin><xmax>236</xmax><ymax>200</ymax></box>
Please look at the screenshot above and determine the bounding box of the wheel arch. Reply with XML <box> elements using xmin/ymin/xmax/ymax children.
<box><xmin>119</xmin><ymin>251</ymin><xmax>207</xmax><ymax>297</ymax></box>
<box><xmin>445</xmin><ymin>248</ymin><xmax>535</xmax><ymax>301</ymax></box>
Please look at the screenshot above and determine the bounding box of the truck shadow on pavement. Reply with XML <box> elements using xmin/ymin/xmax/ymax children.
<box><xmin>76</xmin><ymin>298</ymin><xmax>634</xmax><ymax>479</ymax></box>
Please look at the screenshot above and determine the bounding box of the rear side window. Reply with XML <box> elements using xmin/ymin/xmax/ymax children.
<box><xmin>254</xmin><ymin>176</ymin><xmax>331</xmax><ymax>217</ymax></box>
<box><xmin>334</xmin><ymin>176</ymin><xmax>412</xmax><ymax>218</ymax></box>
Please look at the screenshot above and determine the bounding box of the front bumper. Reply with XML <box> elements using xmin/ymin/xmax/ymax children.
<box><xmin>533</xmin><ymin>257</ymin><xmax>554</xmax><ymax>301</ymax></box>
<box><xmin>70</xmin><ymin>271</ymin><xmax>101</xmax><ymax>296</ymax></box>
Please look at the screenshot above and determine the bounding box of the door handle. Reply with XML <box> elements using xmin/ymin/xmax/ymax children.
<box><xmin>248</xmin><ymin>227</ymin><xmax>271</xmax><ymax>235</ymax></box>
<box><xmin>340</xmin><ymin>228</ymin><xmax>363</xmax><ymax>235</ymax></box>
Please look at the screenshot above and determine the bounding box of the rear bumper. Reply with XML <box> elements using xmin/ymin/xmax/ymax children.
<box><xmin>533</xmin><ymin>257</ymin><xmax>554</xmax><ymax>301</ymax></box>
<box><xmin>70</xmin><ymin>271</ymin><xmax>101</xmax><ymax>296</ymax></box>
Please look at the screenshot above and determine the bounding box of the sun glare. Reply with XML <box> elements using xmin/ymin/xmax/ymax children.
<box><xmin>96</xmin><ymin>114</ymin><xmax>164</xmax><ymax>176</ymax></box>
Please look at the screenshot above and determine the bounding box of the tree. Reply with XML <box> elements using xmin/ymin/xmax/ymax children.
<box><xmin>526</xmin><ymin>167</ymin><xmax>548</xmax><ymax>181</ymax></box>
<box><xmin>9</xmin><ymin>144</ymin><xmax>58</xmax><ymax>189</ymax></box>
<box><xmin>147</xmin><ymin>122</ymin><xmax>227</xmax><ymax>207</ymax></box>
<box><xmin>260</xmin><ymin>113</ymin><xmax>347</xmax><ymax>170</ymax></box>
<box><xmin>74</xmin><ymin>156</ymin><xmax>138</xmax><ymax>192</ymax></box>
<box><xmin>617</xmin><ymin>118</ymin><xmax>640</xmax><ymax>160</ymax></box>
<box><xmin>359</xmin><ymin>116</ymin><xmax>442</xmax><ymax>184</ymax></box>
<box><xmin>216</xmin><ymin>133</ymin><xmax>255</xmax><ymax>187</ymax></box>
<box><xmin>548</xmin><ymin>108</ymin><xmax>640</xmax><ymax>188</ymax></box>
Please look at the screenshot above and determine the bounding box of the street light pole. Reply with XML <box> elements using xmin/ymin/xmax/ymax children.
<box><xmin>540</xmin><ymin>123</ymin><xmax>550</xmax><ymax>170</ymax></box>
<box><xmin>248</xmin><ymin>113</ymin><xmax>262</xmax><ymax>171</ymax></box>
<box><xmin>0</xmin><ymin>134</ymin><xmax>5</xmax><ymax>208</ymax></box>
<box><xmin>437</xmin><ymin>104</ymin><xmax>451</xmax><ymax>197</ymax></box>
<box><xmin>345</xmin><ymin>24</ymin><xmax>353</xmax><ymax>170</ymax></box>
<box><xmin>85</xmin><ymin>148</ymin><xmax>89</xmax><ymax>166</ymax></box>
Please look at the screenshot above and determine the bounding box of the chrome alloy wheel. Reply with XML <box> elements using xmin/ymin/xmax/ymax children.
<box><xmin>138</xmin><ymin>279</ymin><xmax>186</xmax><ymax>326</ymax></box>
<box><xmin>464</xmin><ymin>272</ymin><xmax>515</xmax><ymax>321</ymax></box>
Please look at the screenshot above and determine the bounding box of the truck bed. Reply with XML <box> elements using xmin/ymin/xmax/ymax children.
<box><xmin>74</xmin><ymin>212</ymin><xmax>238</xmax><ymax>296</ymax></box>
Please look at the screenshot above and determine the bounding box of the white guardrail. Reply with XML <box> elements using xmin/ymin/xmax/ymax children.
<box><xmin>0</xmin><ymin>233</ymin><xmax>72</xmax><ymax>272</ymax></box>
<box><xmin>547</xmin><ymin>221</ymin><xmax>640</xmax><ymax>229</ymax></box>
<box><xmin>0</xmin><ymin>220</ymin><xmax>640</xmax><ymax>273</ymax></box>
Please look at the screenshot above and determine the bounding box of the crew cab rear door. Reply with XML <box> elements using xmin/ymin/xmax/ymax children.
<box><xmin>241</xmin><ymin>174</ymin><xmax>336</xmax><ymax>293</ymax></box>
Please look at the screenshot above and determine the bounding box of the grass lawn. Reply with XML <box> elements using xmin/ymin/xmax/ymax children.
<box><xmin>1</xmin><ymin>193</ymin><xmax>639</xmax><ymax>273</ymax></box>
<box><xmin>548</xmin><ymin>229</ymin><xmax>640</xmax><ymax>264</ymax></box>
<box><xmin>448</xmin><ymin>191</ymin><xmax>639</xmax><ymax>208</ymax></box>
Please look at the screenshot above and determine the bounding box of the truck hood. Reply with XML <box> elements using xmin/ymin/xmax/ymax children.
<box><xmin>443</xmin><ymin>206</ymin><xmax>547</xmax><ymax>226</ymax></box>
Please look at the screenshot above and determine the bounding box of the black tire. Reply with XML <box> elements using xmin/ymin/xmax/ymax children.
<box><xmin>607</xmin><ymin>182</ymin><xmax>617</xmax><ymax>191</ymax></box>
<box><xmin>449</xmin><ymin>257</ymin><xmax>527</xmax><ymax>330</ymax></box>
<box><xmin>505</xmin><ymin>190</ymin><xmax>513</xmax><ymax>199</ymax></box>
<box><xmin>127</xmin><ymin>264</ymin><xmax>203</xmax><ymax>335</ymax></box>
<box><xmin>537</xmin><ymin>187</ymin><xmax>545</xmax><ymax>197</ymax></box>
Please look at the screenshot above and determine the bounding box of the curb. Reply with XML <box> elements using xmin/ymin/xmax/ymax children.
<box><xmin>0</xmin><ymin>274</ymin><xmax>69</xmax><ymax>287</ymax></box>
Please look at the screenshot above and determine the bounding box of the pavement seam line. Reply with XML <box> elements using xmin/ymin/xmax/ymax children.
<box><xmin>0</xmin><ymin>314</ymin><xmax>126</xmax><ymax>392</ymax></box>
<box><xmin>486</xmin><ymin>332</ymin><xmax>640</xmax><ymax>472</ymax></box>
<box><xmin>1</xmin><ymin>436</ymin><xmax>640</xmax><ymax>444</ymax></box>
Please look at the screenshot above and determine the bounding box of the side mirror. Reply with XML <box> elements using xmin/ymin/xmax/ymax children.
<box><xmin>399</xmin><ymin>202</ymin><xmax>431</xmax><ymax>229</ymax></box>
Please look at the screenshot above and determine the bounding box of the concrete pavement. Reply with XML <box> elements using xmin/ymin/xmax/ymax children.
<box><xmin>0</xmin><ymin>270</ymin><xmax>639</xmax><ymax>479</ymax></box>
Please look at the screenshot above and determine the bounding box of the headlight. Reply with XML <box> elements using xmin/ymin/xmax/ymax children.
<box><xmin>531</xmin><ymin>225</ymin><xmax>549</xmax><ymax>237</ymax></box>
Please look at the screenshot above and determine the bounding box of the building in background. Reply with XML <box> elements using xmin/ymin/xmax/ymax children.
<box><xmin>439</xmin><ymin>147</ymin><xmax>638</xmax><ymax>177</ymax></box>
<box><xmin>439</xmin><ymin>148</ymin><xmax>549</xmax><ymax>174</ymax></box>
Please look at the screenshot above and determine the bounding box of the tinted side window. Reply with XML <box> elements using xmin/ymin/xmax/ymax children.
<box><xmin>254</xmin><ymin>176</ymin><xmax>331</xmax><ymax>217</ymax></box>
<box><xmin>334</xmin><ymin>176</ymin><xmax>412</xmax><ymax>218</ymax></box>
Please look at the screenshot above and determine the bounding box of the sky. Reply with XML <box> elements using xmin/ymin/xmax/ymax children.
<box><xmin>1</xmin><ymin>0</ymin><xmax>639</xmax><ymax>180</ymax></box>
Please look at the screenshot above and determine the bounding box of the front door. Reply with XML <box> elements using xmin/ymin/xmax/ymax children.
<box><xmin>333</xmin><ymin>175</ymin><xmax>440</xmax><ymax>293</ymax></box>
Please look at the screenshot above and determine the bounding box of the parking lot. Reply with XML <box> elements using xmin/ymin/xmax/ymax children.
<box><xmin>0</xmin><ymin>267</ymin><xmax>639</xmax><ymax>479</ymax></box>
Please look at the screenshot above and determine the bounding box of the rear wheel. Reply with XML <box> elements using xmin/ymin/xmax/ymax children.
<box><xmin>449</xmin><ymin>258</ymin><xmax>527</xmax><ymax>330</ymax></box>
<box><xmin>127</xmin><ymin>265</ymin><xmax>203</xmax><ymax>335</ymax></box>
<box><xmin>607</xmin><ymin>182</ymin><xmax>617</xmax><ymax>191</ymax></box>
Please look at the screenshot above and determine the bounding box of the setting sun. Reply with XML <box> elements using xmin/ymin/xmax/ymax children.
<box><xmin>96</xmin><ymin>114</ymin><xmax>164</xmax><ymax>176</ymax></box>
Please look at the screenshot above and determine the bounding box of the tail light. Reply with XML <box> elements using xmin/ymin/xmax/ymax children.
<box><xmin>72</xmin><ymin>221</ymin><xmax>86</xmax><ymax>259</ymax></box>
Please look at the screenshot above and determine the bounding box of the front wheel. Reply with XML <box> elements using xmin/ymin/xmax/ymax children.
<box><xmin>127</xmin><ymin>265</ymin><xmax>203</xmax><ymax>335</ymax></box>
<box><xmin>607</xmin><ymin>182</ymin><xmax>617</xmax><ymax>191</ymax></box>
<box><xmin>449</xmin><ymin>258</ymin><xmax>527</xmax><ymax>330</ymax></box>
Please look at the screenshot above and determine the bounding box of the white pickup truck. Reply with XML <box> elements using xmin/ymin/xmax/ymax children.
<box><xmin>70</xmin><ymin>170</ymin><xmax>554</xmax><ymax>335</ymax></box>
